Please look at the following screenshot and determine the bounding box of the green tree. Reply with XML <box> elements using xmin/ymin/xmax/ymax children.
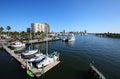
<box><xmin>12</xmin><ymin>31</ymin><xmax>19</xmax><ymax>39</ymax></box>
<box><xmin>20</xmin><ymin>31</ymin><xmax>30</xmax><ymax>40</ymax></box>
<box><xmin>0</xmin><ymin>27</ymin><xmax>4</xmax><ymax>34</ymax></box>
<box><xmin>37</xmin><ymin>31</ymin><xmax>41</xmax><ymax>35</ymax></box>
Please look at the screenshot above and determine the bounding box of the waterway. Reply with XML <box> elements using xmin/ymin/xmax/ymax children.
<box><xmin>0</xmin><ymin>34</ymin><xmax>120</xmax><ymax>79</ymax></box>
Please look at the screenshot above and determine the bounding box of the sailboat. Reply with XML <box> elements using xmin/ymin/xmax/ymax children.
<box><xmin>21</xmin><ymin>46</ymin><xmax>38</xmax><ymax>58</ymax></box>
<box><xmin>35</xmin><ymin>29</ymin><xmax>59</xmax><ymax>68</ymax></box>
<box><xmin>21</xmin><ymin>30</ymin><xmax>38</xmax><ymax>58</ymax></box>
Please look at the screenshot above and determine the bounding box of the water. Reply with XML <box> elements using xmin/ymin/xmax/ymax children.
<box><xmin>0</xmin><ymin>34</ymin><xmax>120</xmax><ymax>79</ymax></box>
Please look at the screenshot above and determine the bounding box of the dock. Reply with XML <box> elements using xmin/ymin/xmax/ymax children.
<box><xmin>88</xmin><ymin>63</ymin><xmax>106</xmax><ymax>79</ymax></box>
<box><xmin>23</xmin><ymin>37</ymin><xmax>60</xmax><ymax>44</ymax></box>
<box><xmin>2</xmin><ymin>45</ymin><xmax>60</xmax><ymax>77</ymax></box>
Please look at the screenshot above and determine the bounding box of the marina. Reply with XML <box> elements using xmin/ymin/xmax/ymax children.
<box><xmin>2</xmin><ymin>44</ymin><xmax>60</xmax><ymax>77</ymax></box>
<box><xmin>0</xmin><ymin>0</ymin><xmax>120</xmax><ymax>79</ymax></box>
<box><xmin>0</xmin><ymin>35</ymin><xmax>120</xmax><ymax>79</ymax></box>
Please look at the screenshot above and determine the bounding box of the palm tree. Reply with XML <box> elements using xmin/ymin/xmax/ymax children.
<box><xmin>0</xmin><ymin>27</ymin><xmax>4</xmax><ymax>34</ymax></box>
<box><xmin>7</xmin><ymin>26</ymin><xmax>11</xmax><ymax>35</ymax></box>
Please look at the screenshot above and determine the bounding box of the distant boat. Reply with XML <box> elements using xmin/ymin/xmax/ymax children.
<box><xmin>65</xmin><ymin>34</ymin><xmax>75</xmax><ymax>42</ymax></box>
<box><xmin>68</xmin><ymin>34</ymin><xmax>75</xmax><ymax>42</ymax></box>
<box><xmin>10</xmin><ymin>41</ymin><xmax>25</xmax><ymax>49</ymax></box>
<box><xmin>62</xmin><ymin>37</ymin><xmax>67</xmax><ymax>41</ymax></box>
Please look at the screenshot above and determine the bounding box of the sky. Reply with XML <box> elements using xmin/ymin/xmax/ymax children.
<box><xmin>0</xmin><ymin>0</ymin><xmax>120</xmax><ymax>33</ymax></box>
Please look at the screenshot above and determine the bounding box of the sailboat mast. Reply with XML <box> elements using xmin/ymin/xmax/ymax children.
<box><xmin>30</xmin><ymin>28</ymin><xmax>32</xmax><ymax>49</ymax></box>
<box><xmin>46</xmin><ymin>27</ymin><xmax>48</xmax><ymax>55</ymax></box>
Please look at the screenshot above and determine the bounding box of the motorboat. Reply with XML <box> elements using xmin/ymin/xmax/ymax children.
<box><xmin>35</xmin><ymin>31</ymin><xmax>60</xmax><ymax>69</ymax></box>
<box><xmin>36</xmin><ymin>55</ymin><xmax>58</xmax><ymax>68</ymax></box>
<box><xmin>62</xmin><ymin>37</ymin><xmax>67</xmax><ymax>41</ymax></box>
<box><xmin>10</xmin><ymin>41</ymin><xmax>25</xmax><ymax>48</ymax></box>
<box><xmin>67</xmin><ymin>34</ymin><xmax>75</xmax><ymax>42</ymax></box>
<box><xmin>28</xmin><ymin>53</ymin><xmax>45</xmax><ymax>63</ymax></box>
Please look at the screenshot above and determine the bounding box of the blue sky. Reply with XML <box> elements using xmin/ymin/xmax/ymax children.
<box><xmin>0</xmin><ymin>0</ymin><xmax>120</xmax><ymax>33</ymax></box>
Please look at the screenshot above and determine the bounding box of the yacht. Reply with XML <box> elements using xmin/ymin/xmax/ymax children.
<box><xmin>67</xmin><ymin>34</ymin><xmax>75</xmax><ymax>42</ymax></box>
<box><xmin>62</xmin><ymin>37</ymin><xmax>67</xmax><ymax>41</ymax></box>
<box><xmin>10</xmin><ymin>41</ymin><xmax>25</xmax><ymax>48</ymax></box>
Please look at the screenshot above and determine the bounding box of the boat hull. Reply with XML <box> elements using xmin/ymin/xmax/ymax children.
<box><xmin>21</xmin><ymin>49</ymin><xmax>38</xmax><ymax>59</ymax></box>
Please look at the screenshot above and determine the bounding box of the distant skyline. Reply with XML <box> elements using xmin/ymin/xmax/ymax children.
<box><xmin>0</xmin><ymin>0</ymin><xmax>120</xmax><ymax>33</ymax></box>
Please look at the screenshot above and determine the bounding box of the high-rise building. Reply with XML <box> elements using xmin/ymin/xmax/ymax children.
<box><xmin>27</xmin><ymin>28</ymin><xmax>31</xmax><ymax>33</ymax></box>
<box><xmin>31</xmin><ymin>22</ymin><xmax>50</xmax><ymax>34</ymax></box>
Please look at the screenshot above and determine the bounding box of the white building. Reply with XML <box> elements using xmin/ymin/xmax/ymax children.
<box><xmin>31</xmin><ymin>23</ymin><xmax>50</xmax><ymax>34</ymax></box>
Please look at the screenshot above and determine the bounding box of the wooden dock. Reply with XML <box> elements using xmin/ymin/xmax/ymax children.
<box><xmin>88</xmin><ymin>63</ymin><xmax>106</xmax><ymax>79</ymax></box>
<box><xmin>3</xmin><ymin>45</ymin><xmax>60</xmax><ymax>77</ymax></box>
<box><xmin>23</xmin><ymin>37</ymin><xmax>60</xmax><ymax>44</ymax></box>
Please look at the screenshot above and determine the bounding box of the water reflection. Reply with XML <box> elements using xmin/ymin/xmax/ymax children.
<box><xmin>65</xmin><ymin>41</ymin><xmax>75</xmax><ymax>46</ymax></box>
<box><xmin>33</xmin><ymin>42</ymin><xmax>51</xmax><ymax>54</ymax></box>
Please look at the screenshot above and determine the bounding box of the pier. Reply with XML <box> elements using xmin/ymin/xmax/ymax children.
<box><xmin>23</xmin><ymin>37</ymin><xmax>60</xmax><ymax>44</ymax></box>
<box><xmin>2</xmin><ymin>45</ymin><xmax>60</xmax><ymax>77</ymax></box>
<box><xmin>88</xmin><ymin>63</ymin><xmax>106</xmax><ymax>79</ymax></box>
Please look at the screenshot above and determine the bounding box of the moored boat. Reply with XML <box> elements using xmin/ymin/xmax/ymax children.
<box><xmin>36</xmin><ymin>55</ymin><xmax>58</xmax><ymax>68</ymax></box>
<box><xmin>68</xmin><ymin>34</ymin><xmax>75</xmax><ymax>42</ymax></box>
<box><xmin>21</xmin><ymin>46</ymin><xmax>38</xmax><ymax>58</ymax></box>
<box><xmin>10</xmin><ymin>41</ymin><xmax>25</xmax><ymax>49</ymax></box>
<box><xmin>28</xmin><ymin>53</ymin><xmax>45</xmax><ymax>63</ymax></box>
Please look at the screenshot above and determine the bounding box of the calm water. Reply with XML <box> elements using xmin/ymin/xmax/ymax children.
<box><xmin>0</xmin><ymin>34</ymin><xmax>120</xmax><ymax>79</ymax></box>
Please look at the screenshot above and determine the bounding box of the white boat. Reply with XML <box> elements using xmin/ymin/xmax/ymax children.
<box><xmin>28</xmin><ymin>53</ymin><xmax>45</xmax><ymax>63</ymax></box>
<box><xmin>21</xmin><ymin>47</ymin><xmax>38</xmax><ymax>57</ymax></box>
<box><xmin>68</xmin><ymin>34</ymin><xmax>75</xmax><ymax>42</ymax></box>
<box><xmin>21</xmin><ymin>29</ymin><xmax>39</xmax><ymax>58</ymax></box>
<box><xmin>36</xmin><ymin>55</ymin><xmax>58</xmax><ymax>68</ymax></box>
<box><xmin>35</xmin><ymin>30</ymin><xmax>59</xmax><ymax>69</ymax></box>
<box><xmin>62</xmin><ymin>37</ymin><xmax>67</xmax><ymax>41</ymax></box>
<box><xmin>10</xmin><ymin>41</ymin><xmax>25</xmax><ymax>48</ymax></box>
